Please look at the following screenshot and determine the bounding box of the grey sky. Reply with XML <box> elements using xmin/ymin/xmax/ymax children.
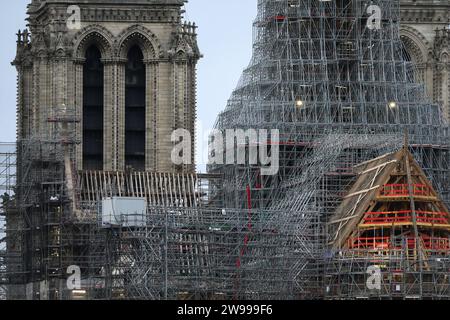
<box><xmin>0</xmin><ymin>1</ymin><xmax>257</xmax><ymax>172</ymax></box>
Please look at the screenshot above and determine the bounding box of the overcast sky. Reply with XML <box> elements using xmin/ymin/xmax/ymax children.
<box><xmin>0</xmin><ymin>1</ymin><xmax>257</xmax><ymax>172</ymax></box>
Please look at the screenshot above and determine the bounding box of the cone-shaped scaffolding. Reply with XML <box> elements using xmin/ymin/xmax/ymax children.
<box><xmin>210</xmin><ymin>0</ymin><xmax>450</xmax><ymax>299</ymax></box>
<box><xmin>211</xmin><ymin>0</ymin><xmax>449</xmax><ymax>206</ymax></box>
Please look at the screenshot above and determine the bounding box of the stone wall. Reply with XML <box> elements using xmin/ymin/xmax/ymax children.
<box><xmin>400</xmin><ymin>0</ymin><xmax>449</xmax><ymax>120</ymax></box>
<box><xmin>14</xmin><ymin>0</ymin><xmax>201</xmax><ymax>173</ymax></box>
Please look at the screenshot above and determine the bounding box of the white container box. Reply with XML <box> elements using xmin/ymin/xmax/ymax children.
<box><xmin>102</xmin><ymin>197</ymin><xmax>147</xmax><ymax>228</ymax></box>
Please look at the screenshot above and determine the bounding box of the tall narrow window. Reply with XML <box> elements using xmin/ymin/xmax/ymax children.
<box><xmin>83</xmin><ymin>46</ymin><xmax>104</xmax><ymax>170</ymax></box>
<box><xmin>125</xmin><ymin>45</ymin><xmax>146</xmax><ymax>170</ymax></box>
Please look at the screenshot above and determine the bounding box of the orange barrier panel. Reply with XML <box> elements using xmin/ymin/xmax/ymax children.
<box><xmin>379</xmin><ymin>184</ymin><xmax>432</xmax><ymax>197</ymax></box>
<box><xmin>362</xmin><ymin>210</ymin><xmax>449</xmax><ymax>225</ymax></box>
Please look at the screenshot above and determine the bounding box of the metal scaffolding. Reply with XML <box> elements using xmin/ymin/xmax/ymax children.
<box><xmin>0</xmin><ymin>143</ymin><xmax>16</xmax><ymax>300</ymax></box>
<box><xmin>2</xmin><ymin>0</ymin><xmax>449</xmax><ymax>300</ymax></box>
<box><xmin>2</xmin><ymin>105</ymin><xmax>102</xmax><ymax>300</ymax></box>
<box><xmin>209</xmin><ymin>0</ymin><xmax>450</xmax><ymax>299</ymax></box>
<box><xmin>325</xmin><ymin>249</ymin><xmax>450</xmax><ymax>299</ymax></box>
<box><xmin>104</xmin><ymin>206</ymin><xmax>320</xmax><ymax>300</ymax></box>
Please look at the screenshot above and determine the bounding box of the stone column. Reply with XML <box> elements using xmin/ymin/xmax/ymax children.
<box><xmin>20</xmin><ymin>63</ymin><xmax>34</xmax><ymax>139</ymax></box>
<box><xmin>156</xmin><ymin>60</ymin><xmax>174</xmax><ymax>172</ymax></box>
<box><xmin>441</xmin><ymin>63</ymin><xmax>449</xmax><ymax>121</ymax></box>
<box><xmin>15</xmin><ymin>66</ymin><xmax>24</xmax><ymax>139</ymax></box>
<box><xmin>50</xmin><ymin>57</ymin><xmax>70</xmax><ymax>139</ymax></box>
<box><xmin>102</xmin><ymin>59</ymin><xmax>115</xmax><ymax>171</ymax></box>
<box><xmin>35</xmin><ymin>56</ymin><xmax>49</xmax><ymax>139</ymax></box>
<box><xmin>116</xmin><ymin>59</ymin><xmax>127</xmax><ymax>171</ymax></box>
<box><xmin>73</xmin><ymin>58</ymin><xmax>84</xmax><ymax>171</ymax></box>
<box><xmin>31</xmin><ymin>59</ymin><xmax>40</xmax><ymax>138</ymax></box>
<box><xmin>174</xmin><ymin>59</ymin><xmax>192</xmax><ymax>172</ymax></box>
<box><xmin>424</xmin><ymin>60</ymin><xmax>434</xmax><ymax>103</ymax></box>
<box><xmin>433</xmin><ymin>64</ymin><xmax>447</xmax><ymax>120</ymax></box>
<box><xmin>145</xmin><ymin>60</ymin><xmax>158</xmax><ymax>171</ymax></box>
<box><xmin>187</xmin><ymin>62</ymin><xmax>198</xmax><ymax>172</ymax></box>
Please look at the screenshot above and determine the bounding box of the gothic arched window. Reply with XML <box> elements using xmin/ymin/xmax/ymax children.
<box><xmin>402</xmin><ymin>46</ymin><xmax>412</xmax><ymax>62</ymax></box>
<box><xmin>400</xmin><ymin>36</ymin><xmax>426</xmax><ymax>84</ymax></box>
<box><xmin>125</xmin><ymin>45</ymin><xmax>146</xmax><ymax>170</ymax></box>
<box><xmin>83</xmin><ymin>45</ymin><xmax>104</xmax><ymax>170</ymax></box>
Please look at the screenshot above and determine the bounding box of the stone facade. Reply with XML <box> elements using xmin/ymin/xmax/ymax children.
<box><xmin>14</xmin><ymin>0</ymin><xmax>200</xmax><ymax>173</ymax></box>
<box><xmin>400</xmin><ymin>0</ymin><xmax>450</xmax><ymax>120</ymax></box>
<box><xmin>12</xmin><ymin>1</ymin><xmax>448</xmax><ymax>173</ymax></box>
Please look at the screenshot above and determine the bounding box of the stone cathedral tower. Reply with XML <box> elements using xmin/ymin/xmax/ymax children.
<box><xmin>8</xmin><ymin>0</ymin><xmax>200</xmax><ymax>300</ymax></box>
<box><xmin>14</xmin><ymin>0</ymin><xmax>200</xmax><ymax>173</ymax></box>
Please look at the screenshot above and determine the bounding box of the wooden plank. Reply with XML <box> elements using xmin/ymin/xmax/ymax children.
<box><xmin>328</xmin><ymin>214</ymin><xmax>360</xmax><ymax>225</ymax></box>
<box><xmin>152</xmin><ymin>172</ymin><xmax>158</xmax><ymax>206</ymax></box>
<box><xmin>107</xmin><ymin>172</ymin><xmax>113</xmax><ymax>198</ymax></box>
<box><xmin>358</xmin><ymin>160</ymin><xmax>397</xmax><ymax>176</ymax></box>
<box><xmin>182</xmin><ymin>173</ymin><xmax>188</xmax><ymax>208</ymax></box>
<box><xmin>344</xmin><ymin>186</ymin><xmax>380</xmax><ymax>199</ymax></box>
<box><xmin>158</xmin><ymin>172</ymin><xmax>164</xmax><ymax>206</ymax></box>
<box><xmin>150</xmin><ymin>172</ymin><xmax>156</xmax><ymax>206</ymax></box>
<box><xmin>93</xmin><ymin>171</ymin><xmax>99</xmax><ymax>202</ymax></box>
<box><xmin>117</xmin><ymin>171</ymin><xmax>121</xmax><ymax>197</ymax></box>
<box><xmin>185</xmin><ymin>173</ymin><xmax>191</xmax><ymax>208</ymax></box>
<box><xmin>102</xmin><ymin>171</ymin><xmax>106</xmax><ymax>198</ymax></box>
<box><xmin>168</xmin><ymin>173</ymin><xmax>174</xmax><ymax>207</ymax></box>
<box><xmin>163</xmin><ymin>173</ymin><xmax>168</xmax><ymax>207</ymax></box>
<box><xmin>89</xmin><ymin>171</ymin><xmax>94</xmax><ymax>203</ymax></box>
<box><xmin>191</xmin><ymin>174</ymin><xmax>197</xmax><ymax>208</ymax></box>
<box><xmin>354</xmin><ymin>152</ymin><xmax>396</xmax><ymax>169</ymax></box>
<box><xmin>138</xmin><ymin>171</ymin><xmax>143</xmax><ymax>198</ymax></box>
<box><xmin>147</xmin><ymin>172</ymin><xmax>151</xmax><ymax>204</ymax></box>
<box><xmin>177</xmin><ymin>173</ymin><xmax>182</xmax><ymax>207</ymax></box>
<box><xmin>131</xmin><ymin>172</ymin><xmax>135</xmax><ymax>197</ymax></box>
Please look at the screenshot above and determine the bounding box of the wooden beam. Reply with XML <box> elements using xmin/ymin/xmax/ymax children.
<box><xmin>358</xmin><ymin>160</ymin><xmax>397</xmax><ymax>176</ymax></box>
<box><xmin>344</xmin><ymin>186</ymin><xmax>380</xmax><ymax>199</ymax></box>
<box><xmin>328</xmin><ymin>214</ymin><xmax>360</xmax><ymax>225</ymax></box>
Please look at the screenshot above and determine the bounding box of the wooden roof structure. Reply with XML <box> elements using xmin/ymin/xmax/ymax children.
<box><xmin>327</xmin><ymin>145</ymin><xmax>450</xmax><ymax>251</ymax></box>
